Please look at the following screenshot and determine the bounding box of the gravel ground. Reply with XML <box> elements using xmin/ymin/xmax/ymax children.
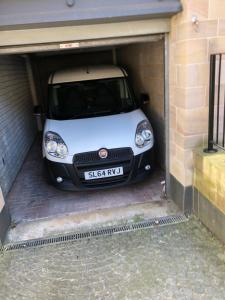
<box><xmin>0</xmin><ymin>218</ymin><xmax>225</xmax><ymax>300</ymax></box>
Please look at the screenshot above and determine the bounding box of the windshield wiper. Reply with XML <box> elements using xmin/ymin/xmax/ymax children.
<box><xmin>69</xmin><ymin>110</ymin><xmax>111</xmax><ymax>119</ymax></box>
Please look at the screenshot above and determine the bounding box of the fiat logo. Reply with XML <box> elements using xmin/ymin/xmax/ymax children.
<box><xmin>98</xmin><ymin>148</ymin><xmax>108</xmax><ymax>159</ymax></box>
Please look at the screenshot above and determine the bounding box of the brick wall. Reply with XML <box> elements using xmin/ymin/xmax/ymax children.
<box><xmin>117</xmin><ymin>41</ymin><xmax>165</xmax><ymax>169</ymax></box>
<box><xmin>0</xmin><ymin>55</ymin><xmax>37</xmax><ymax>197</ymax></box>
<box><xmin>169</xmin><ymin>0</ymin><xmax>225</xmax><ymax>187</ymax></box>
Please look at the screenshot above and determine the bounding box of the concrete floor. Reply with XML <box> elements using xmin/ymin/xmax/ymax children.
<box><xmin>7</xmin><ymin>138</ymin><xmax>165</xmax><ymax>224</ymax></box>
<box><xmin>6</xmin><ymin>200</ymin><xmax>180</xmax><ymax>242</ymax></box>
<box><xmin>1</xmin><ymin>218</ymin><xmax>225</xmax><ymax>300</ymax></box>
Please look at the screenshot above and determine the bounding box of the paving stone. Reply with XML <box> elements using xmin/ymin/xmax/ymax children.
<box><xmin>0</xmin><ymin>218</ymin><xmax>225</xmax><ymax>299</ymax></box>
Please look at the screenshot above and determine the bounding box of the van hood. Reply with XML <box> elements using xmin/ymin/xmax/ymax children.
<box><xmin>44</xmin><ymin>109</ymin><xmax>152</xmax><ymax>163</ymax></box>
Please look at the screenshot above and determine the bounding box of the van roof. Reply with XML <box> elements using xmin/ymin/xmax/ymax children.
<box><xmin>49</xmin><ymin>65</ymin><xmax>127</xmax><ymax>84</ymax></box>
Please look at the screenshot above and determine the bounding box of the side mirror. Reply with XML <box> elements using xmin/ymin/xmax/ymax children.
<box><xmin>33</xmin><ymin>105</ymin><xmax>43</xmax><ymax>116</ymax></box>
<box><xmin>140</xmin><ymin>93</ymin><xmax>150</xmax><ymax>106</ymax></box>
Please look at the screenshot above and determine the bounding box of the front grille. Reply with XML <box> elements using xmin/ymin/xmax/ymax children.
<box><xmin>73</xmin><ymin>148</ymin><xmax>134</xmax><ymax>188</ymax></box>
<box><xmin>74</xmin><ymin>148</ymin><xmax>133</xmax><ymax>166</ymax></box>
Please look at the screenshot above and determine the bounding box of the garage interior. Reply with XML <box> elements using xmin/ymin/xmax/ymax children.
<box><xmin>0</xmin><ymin>35</ymin><xmax>180</xmax><ymax>242</ymax></box>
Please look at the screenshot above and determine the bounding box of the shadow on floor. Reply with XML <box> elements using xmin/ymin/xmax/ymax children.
<box><xmin>7</xmin><ymin>138</ymin><xmax>165</xmax><ymax>224</ymax></box>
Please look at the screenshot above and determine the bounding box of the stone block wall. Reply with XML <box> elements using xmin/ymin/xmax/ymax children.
<box><xmin>117</xmin><ymin>41</ymin><xmax>165</xmax><ymax>169</ymax></box>
<box><xmin>169</xmin><ymin>0</ymin><xmax>225</xmax><ymax>188</ymax></box>
<box><xmin>193</xmin><ymin>149</ymin><xmax>225</xmax><ymax>243</ymax></box>
<box><xmin>194</xmin><ymin>149</ymin><xmax>225</xmax><ymax>214</ymax></box>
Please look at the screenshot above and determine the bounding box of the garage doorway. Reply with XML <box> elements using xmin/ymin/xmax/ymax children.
<box><xmin>0</xmin><ymin>34</ymin><xmax>178</xmax><ymax>242</ymax></box>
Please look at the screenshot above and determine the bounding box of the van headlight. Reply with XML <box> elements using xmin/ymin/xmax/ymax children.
<box><xmin>44</xmin><ymin>131</ymin><xmax>68</xmax><ymax>158</ymax></box>
<box><xmin>135</xmin><ymin>120</ymin><xmax>153</xmax><ymax>148</ymax></box>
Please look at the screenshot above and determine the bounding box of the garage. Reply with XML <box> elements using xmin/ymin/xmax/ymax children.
<box><xmin>0</xmin><ymin>0</ymin><xmax>182</xmax><ymax>244</ymax></box>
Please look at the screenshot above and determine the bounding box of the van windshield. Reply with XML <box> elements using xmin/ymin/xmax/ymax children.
<box><xmin>48</xmin><ymin>77</ymin><xmax>136</xmax><ymax>120</ymax></box>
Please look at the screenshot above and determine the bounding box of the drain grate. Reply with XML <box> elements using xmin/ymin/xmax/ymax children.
<box><xmin>2</xmin><ymin>214</ymin><xmax>187</xmax><ymax>252</ymax></box>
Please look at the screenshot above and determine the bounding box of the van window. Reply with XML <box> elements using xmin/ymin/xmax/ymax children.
<box><xmin>48</xmin><ymin>77</ymin><xmax>136</xmax><ymax>120</ymax></box>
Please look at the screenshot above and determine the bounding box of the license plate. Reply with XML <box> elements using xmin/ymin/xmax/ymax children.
<box><xmin>84</xmin><ymin>167</ymin><xmax>123</xmax><ymax>180</ymax></box>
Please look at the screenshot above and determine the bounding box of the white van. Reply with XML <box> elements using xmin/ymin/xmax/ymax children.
<box><xmin>43</xmin><ymin>65</ymin><xmax>155</xmax><ymax>190</ymax></box>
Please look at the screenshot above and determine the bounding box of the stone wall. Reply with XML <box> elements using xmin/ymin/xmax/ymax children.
<box><xmin>117</xmin><ymin>41</ymin><xmax>165</xmax><ymax>169</ymax></box>
<box><xmin>193</xmin><ymin>149</ymin><xmax>225</xmax><ymax>243</ymax></box>
<box><xmin>194</xmin><ymin>149</ymin><xmax>225</xmax><ymax>214</ymax></box>
<box><xmin>169</xmin><ymin>0</ymin><xmax>225</xmax><ymax>187</ymax></box>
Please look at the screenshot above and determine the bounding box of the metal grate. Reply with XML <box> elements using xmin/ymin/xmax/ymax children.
<box><xmin>74</xmin><ymin>148</ymin><xmax>133</xmax><ymax>165</ymax></box>
<box><xmin>1</xmin><ymin>214</ymin><xmax>187</xmax><ymax>252</ymax></box>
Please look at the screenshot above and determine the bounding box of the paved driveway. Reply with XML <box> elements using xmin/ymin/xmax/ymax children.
<box><xmin>0</xmin><ymin>218</ymin><xmax>225</xmax><ymax>300</ymax></box>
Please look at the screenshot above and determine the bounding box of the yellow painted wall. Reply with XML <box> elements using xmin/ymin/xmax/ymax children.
<box><xmin>194</xmin><ymin>149</ymin><xmax>225</xmax><ymax>215</ymax></box>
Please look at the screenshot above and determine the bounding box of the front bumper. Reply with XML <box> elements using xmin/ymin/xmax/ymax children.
<box><xmin>45</xmin><ymin>148</ymin><xmax>155</xmax><ymax>191</ymax></box>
